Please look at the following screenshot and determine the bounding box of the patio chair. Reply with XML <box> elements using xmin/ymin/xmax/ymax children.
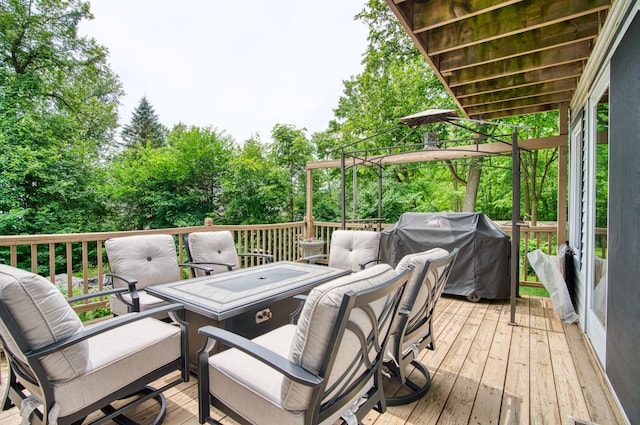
<box><xmin>183</xmin><ymin>231</ymin><xmax>273</xmax><ymax>277</ymax></box>
<box><xmin>304</xmin><ymin>229</ymin><xmax>380</xmax><ymax>272</ymax></box>
<box><xmin>197</xmin><ymin>263</ymin><xmax>411</xmax><ymax>425</ymax></box>
<box><xmin>105</xmin><ymin>234</ymin><xmax>213</xmax><ymax>315</ymax></box>
<box><xmin>383</xmin><ymin>247</ymin><xmax>459</xmax><ymax>405</ymax></box>
<box><xmin>0</xmin><ymin>264</ymin><xmax>189</xmax><ymax>425</ymax></box>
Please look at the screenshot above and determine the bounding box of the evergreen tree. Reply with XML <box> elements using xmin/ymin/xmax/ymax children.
<box><xmin>121</xmin><ymin>96</ymin><xmax>167</xmax><ymax>148</ymax></box>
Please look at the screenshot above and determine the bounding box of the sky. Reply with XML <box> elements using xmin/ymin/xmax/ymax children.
<box><xmin>78</xmin><ymin>1</ymin><xmax>370</xmax><ymax>144</ymax></box>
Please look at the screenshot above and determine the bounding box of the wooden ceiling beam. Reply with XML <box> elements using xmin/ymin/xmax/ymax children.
<box><xmin>422</xmin><ymin>0</ymin><xmax>611</xmax><ymax>55</ymax></box>
<box><xmin>452</xmin><ymin>62</ymin><xmax>584</xmax><ymax>98</ymax></box>
<box><xmin>474</xmin><ymin>103</ymin><xmax>558</xmax><ymax>120</ymax></box>
<box><xmin>437</xmin><ymin>14</ymin><xmax>600</xmax><ymax>72</ymax></box>
<box><xmin>466</xmin><ymin>91</ymin><xmax>574</xmax><ymax>116</ymax></box>
<box><xmin>448</xmin><ymin>40</ymin><xmax>591</xmax><ymax>87</ymax></box>
<box><xmin>408</xmin><ymin>0</ymin><xmax>521</xmax><ymax>33</ymax></box>
<box><xmin>460</xmin><ymin>78</ymin><xmax>577</xmax><ymax>108</ymax></box>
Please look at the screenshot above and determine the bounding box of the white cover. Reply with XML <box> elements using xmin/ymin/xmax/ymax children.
<box><xmin>0</xmin><ymin>265</ymin><xmax>89</xmax><ymax>382</ymax></box>
<box><xmin>328</xmin><ymin>230</ymin><xmax>380</xmax><ymax>272</ymax></box>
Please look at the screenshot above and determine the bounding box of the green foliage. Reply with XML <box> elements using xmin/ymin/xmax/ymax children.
<box><xmin>120</xmin><ymin>96</ymin><xmax>167</xmax><ymax>149</ymax></box>
<box><xmin>0</xmin><ymin>0</ymin><xmax>122</xmax><ymax>235</ymax></box>
<box><xmin>0</xmin><ymin>0</ymin><xmax>565</xmax><ymax>242</ymax></box>
<box><xmin>520</xmin><ymin>286</ymin><xmax>550</xmax><ymax>298</ymax></box>
<box><xmin>269</xmin><ymin>124</ymin><xmax>313</xmax><ymax>222</ymax></box>
<box><xmin>218</xmin><ymin>138</ymin><xmax>290</xmax><ymax>224</ymax></box>
<box><xmin>105</xmin><ymin>125</ymin><xmax>234</xmax><ymax>229</ymax></box>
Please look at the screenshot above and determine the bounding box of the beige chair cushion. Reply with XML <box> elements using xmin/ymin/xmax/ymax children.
<box><xmin>208</xmin><ymin>325</ymin><xmax>355</xmax><ymax>425</ymax></box>
<box><xmin>395</xmin><ymin>248</ymin><xmax>449</xmax><ymax>321</ymax></box>
<box><xmin>0</xmin><ymin>265</ymin><xmax>89</xmax><ymax>382</ymax></box>
<box><xmin>328</xmin><ymin>230</ymin><xmax>380</xmax><ymax>272</ymax></box>
<box><xmin>282</xmin><ymin>263</ymin><xmax>397</xmax><ymax>410</ymax></box>
<box><xmin>48</xmin><ymin>317</ymin><xmax>181</xmax><ymax>417</ymax></box>
<box><xmin>105</xmin><ymin>234</ymin><xmax>182</xmax><ymax>315</ymax></box>
<box><xmin>389</xmin><ymin>248</ymin><xmax>449</xmax><ymax>351</ymax></box>
<box><xmin>106</xmin><ymin>235</ymin><xmax>182</xmax><ymax>290</ymax></box>
<box><xmin>208</xmin><ymin>325</ymin><xmax>303</xmax><ymax>424</ymax></box>
<box><xmin>187</xmin><ymin>231</ymin><xmax>239</xmax><ymax>274</ymax></box>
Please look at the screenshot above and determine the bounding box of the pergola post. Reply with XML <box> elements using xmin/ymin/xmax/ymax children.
<box><xmin>510</xmin><ymin>128</ymin><xmax>520</xmax><ymax>326</ymax></box>
<box><xmin>557</xmin><ymin>103</ymin><xmax>569</xmax><ymax>244</ymax></box>
<box><xmin>305</xmin><ymin>168</ymin><xmax>314</xmax><ymax>238</ymax></box>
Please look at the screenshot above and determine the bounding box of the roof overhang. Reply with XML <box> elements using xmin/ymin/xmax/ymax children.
<box><xmin>385</xmin><ymin>0</ymin><xmax>612</xmax><ymax>120</ymax></box>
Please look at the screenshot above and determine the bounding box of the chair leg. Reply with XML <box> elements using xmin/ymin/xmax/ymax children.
<box><xmin>99</xmin><ymin>386</ymin><xmax>167</xmax><ymax>425</ymax></box>
<box><xmin>384</xmin><ymin>360</ymin><xmax>432</xmax><ymax>406</ymax></box>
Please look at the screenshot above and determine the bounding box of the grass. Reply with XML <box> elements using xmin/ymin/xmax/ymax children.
<box><xmin>520</xmin><ymin>285</ymin><xmax>550</xmax><ymax>297</ymax></box>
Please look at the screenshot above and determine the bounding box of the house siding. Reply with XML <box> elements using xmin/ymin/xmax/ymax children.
<box><xmin>607</xmin><ymin>12</ymin><xmax>640</xmax><ymax>425</ymax></box>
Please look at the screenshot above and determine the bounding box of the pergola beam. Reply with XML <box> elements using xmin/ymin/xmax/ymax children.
<box><xmin>306</xmin><ymin>134</ymin><xmax>567</xmax><ymax>170</ymax></box>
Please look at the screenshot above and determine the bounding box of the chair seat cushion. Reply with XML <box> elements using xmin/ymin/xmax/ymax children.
<box><xmin>0</xmin><ymin>265</ymin><xmax>89</xmax><ymax>382</ymax></box>
<box><xmin>48</xmin><ymin>317</ymin><xmax>181</xmax><ymax>417</ymax></box>
<box><xmin>208</xmin><ymin>325</ymin><xmax>305</xmax><ymax>425</ymax></box>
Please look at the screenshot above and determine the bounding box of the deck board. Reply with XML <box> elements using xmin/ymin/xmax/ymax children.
<box><xmin>0</xmin><ymin>295</ymin><xmax>625</xmax><ymax>425</ymax></box>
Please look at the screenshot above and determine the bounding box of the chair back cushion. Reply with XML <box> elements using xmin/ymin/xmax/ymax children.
<box><xmin>281</xmin><ymin>263</ymin><xmax>398</xmax><ymax>410</ymax></box>
<box><xmin>0</xmin><ymin>265</ymin><xmax>89</xmax><ymax>382</ymax></box>
<box><xmin>186</xmin><ymin>231</ymin><xmax>239</xmax><ymax>274</ymax></box>
<box><xmin>394</xmin><ymin>248</ymin><xmax>449</xmax><ymax>327</ymax></box>
<box><xmin>106</xmin><ymin>234</ymin><xmax>182</xmax><ymax>290</ymax></box>
<box><xmin>328</xmin><ymin>230</ymin><xmax>380</xmax><ymax>272</ymax></box>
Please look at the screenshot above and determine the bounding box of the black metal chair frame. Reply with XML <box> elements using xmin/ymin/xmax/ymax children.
<box><xmin>0</xmin><ymin>289</ymin><xmax>189</xmax><ymax>425</ymax></box>
<box><xmin>384</xmin><ymin>248</ymin><xmax>459</xmax><ymax>406</ymax></box>
<box><xmin>197</xmin><ymin>266</ymin><xmax>412</xmax><ymax>425</ymax></box>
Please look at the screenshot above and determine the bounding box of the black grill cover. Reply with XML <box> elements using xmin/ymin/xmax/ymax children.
<box><xmin>380</xmin><ymin>212</ymin><xmax>511</xmax><ymax>299</ymax></box>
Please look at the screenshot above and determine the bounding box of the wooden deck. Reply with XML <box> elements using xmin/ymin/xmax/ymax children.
<box><xmin>0</xmin><ymin>295</ymin><xmax>625</xmax><ymax>425</ymax></box>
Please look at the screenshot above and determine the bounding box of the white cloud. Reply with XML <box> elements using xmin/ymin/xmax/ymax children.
<box><xmin>79</xmin><ymin>0</ymin><xmax>368</xmax><ymax>143</ymax></box>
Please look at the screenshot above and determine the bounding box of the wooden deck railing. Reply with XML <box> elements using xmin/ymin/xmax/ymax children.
<box><xmin>0</xmin><ymin>222</ymin><xmax>305</xmax><ymax>311</ymax></box>
<box><xmin>1</xmin><ymin>220</ymin><xmax>596</xmax><ymax>308</ymax></box>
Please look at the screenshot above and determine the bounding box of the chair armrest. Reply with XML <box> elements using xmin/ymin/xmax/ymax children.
<box><xmin>303</xmin><ymin>254</ymin><xmax>327</xmax><ymax>264</ymax></box>
<box><xmin>289</xmin><ymin>294</ymin><xmax>308</xmax><ymax>324</ymax></box>
<box><xmin>180</xmin><ymin>262</ymin><xmax>214</xmax><ymax>275</ymax></box>
<box><xmin>26</xmin><ymin>303</ymin><xmax>187</xmax><ymax>359</ymax></box>
<box><xmin>197</xmin><ymin>325</ymin><xmax>322</xmax><ymax>386</ymax></box>
<box><xmin>238</xmin><ymin>253</ymin><xmax>274</xmax><ymax>263</ymax></box>
<box><xmin>106</xmin><ymin>273</ymin><xmax>140</xmax><ymax>312</ymax></box>
<box><xmin>184</xmin><ymin>261</ymin><xmax>235</xmax><ymax>271</ymax></box>
<box><xmin>359</xmin><ymin>257</ymin><xmax>381</xmax><ymax>270</ymax></box>
<box><xmin>66</xmin><ymin>287</ymin><xmax>129</xmax><ymax>304</ymax></box>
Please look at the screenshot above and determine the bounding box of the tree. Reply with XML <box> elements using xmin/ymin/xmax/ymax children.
<box><xmin>0</xmin><ymin>0</ymin><xmax>122</xmax><ymax>235</ymax></box>
<box><xmin>329</xmin><ymin>0</ymin><xmax>460</xmax><ymax>221</ymax></box>
<box><xmin>269</xmin><ymin>124</ymin><xmax>313</xmax><ymax>222</ymax></box>
<box><xmin>219</xmin><ymin>137</ymin><xmax>289</xmax><ymax>224</ymax></box>
<box><xmin>106</xmin><ymin>125</ymin><xmax>234</xmax><ymax>229</ymax></box>
<box><xmin>503</xmin><ymin>112</ymin><xmax>559</xmax><ymax>225</ymax></box>
<box><xmin>120</xmin><ymin>96</ymin><xmax>167</xmax><ymax>149</ymax></box>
